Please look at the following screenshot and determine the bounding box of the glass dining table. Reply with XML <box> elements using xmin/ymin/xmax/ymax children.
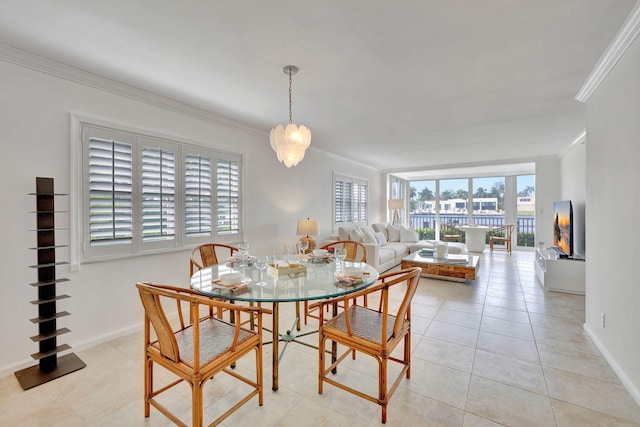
<box><xmin>190</xmin><ymin>258</ymin><xmax>379</xmax><ymax>391</ymax></box>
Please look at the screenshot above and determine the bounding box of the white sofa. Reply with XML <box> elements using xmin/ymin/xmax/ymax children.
<box><xmin>336</xmin><ymin>223</ymin><xmax>466</xmax><ymax>273</ymax></box>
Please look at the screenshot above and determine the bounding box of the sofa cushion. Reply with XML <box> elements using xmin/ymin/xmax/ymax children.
<box><xmin>400</xmin><ymin>226</ymin><xmax>419</xmax><ymax>243</ymax></box>
<box><xmin>374</xmin><ymin>231</ymin><xmax>387</xmax><ymax>246</ymax></box>
<box><xmin>378</xmin><ymin>247</ymin><xmax>397</xmax><ymax>265</ymax></box>
<box><xmin>387</xmin><ymin>224</ymin><xmax>401</xmax><ymax>242</ymax></box>
<box><xmin>385</xmin><ymin>242</ymin><xmax>409</xmax><ymax>257</ymax></box>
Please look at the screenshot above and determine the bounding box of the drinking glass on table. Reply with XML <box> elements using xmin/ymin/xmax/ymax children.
<box><xmin>296</xmin><ymin>240</ymin><xmax>309</xmax><ymax>261</ymax></box>
<box><xmin>335</xmin><ymin>248</ymin><xmax>347</xmax><ymax>269</ymax></box>
<box><xmin>254</xmin><ymin>256</ymin><xmax>268</xmax><ymax>285</ymax></box>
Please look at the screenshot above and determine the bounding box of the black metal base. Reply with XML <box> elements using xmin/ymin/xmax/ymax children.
<box><xmin>14</xmin><ymin>353</ymin><xmax>86</xmax><ymax>390</ymax></box>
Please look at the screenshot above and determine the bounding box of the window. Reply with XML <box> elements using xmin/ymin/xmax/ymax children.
<box><xmin>408</xmin><ymin>172</ymin><xmax>535</xmax><ymax>248</ymax></box>
<box><xmin>333</xmin><ymin>173</ymin><xmax>368</xmax><ymax>227</ymax></box>
<box><xmin>76</xmin><ymin>121</ymin><xmax>242</xmax><ymax>262</ymax></box>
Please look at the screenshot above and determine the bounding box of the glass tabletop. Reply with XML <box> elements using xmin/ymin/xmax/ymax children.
<box><xmin>190</xmin><ymin>259</ymin><xmax>379</xmax><ymax>303</ymax></box>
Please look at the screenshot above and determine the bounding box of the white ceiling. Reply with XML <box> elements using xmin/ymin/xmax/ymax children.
<box><xmin>0</xmin><ymin>1</ymin><xmax>636</xmax><ymax>172</ymax></box>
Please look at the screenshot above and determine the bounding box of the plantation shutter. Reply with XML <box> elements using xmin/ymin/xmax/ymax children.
<box><xmin>185</xmin><ymin>153</ymin><xmax>212</xmax><ymax>237</ymax></box>
<box><xmin>141</xmin><ymin>144</ymin><xmax>176</xmax><ymax>241</ymax></box>
<box><xmin>216</xmin><ymin>157</ymin><xmax>240</xmax><ymax>235</ymax></box>
<box><xmin>334</xmin><ymin>176</ymin><xmax>353</xmax><ymax>224</ymax></box>
<box><xmin>334</xmin><ymin>173</ymin><xmax>368</xmax><ymax>227</ymax></box>
<box><xmin>88</xmin><ymin>137</ymin><xmax>133</xmax><ymax>245</ymax></box>
<box><xmin>78</xmin><ymin>121</ymin><xmax>244</xmax><ymax>261</ymax></box>
<box><xmin>354</xmin><ymin>181</ymin><xmax>368</xmax><ymax>222</ymax></box>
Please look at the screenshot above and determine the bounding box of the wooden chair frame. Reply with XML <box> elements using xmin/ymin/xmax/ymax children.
<box><xmin>314</xmin><ymin>267</ymin><xmax>421</xmax><ymax>423</ymax></box>
<box><xmin>303</xmin><ymin>240</ymin><xmax>368</xmax><ymax>325</ymax></box>
<box><xmin>490</xmin><ymin>224</ymin><xmax>515</xmax><ymax>254</ymax></box>
<box><xmin>137</xmin><ymin>282</ymin><xmax>264</xmax><ymax>427</ymax></box>
<box><xmin>189</xmin><ymin>243</ymin><xmax>238</xmax><ymax>276</ymax></box>
<box><xmin>441</xmin><ymin>222</ymin><xmax>462</xmax><ymax>242</ymax></box>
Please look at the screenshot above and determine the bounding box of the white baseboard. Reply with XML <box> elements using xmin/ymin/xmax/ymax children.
<box><xmin>584</xmin><ymin>323</ymin><xmax>640</xmax><ymax>407</ymax></box>
<box><xmin>0</xmin><ymin>323</ymin><xmax>143</xmax><ymax>379</ymax></box>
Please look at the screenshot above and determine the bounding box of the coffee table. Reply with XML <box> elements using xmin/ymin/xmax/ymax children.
<box><xmin>400</xmin><ymin>252</ymin><xmax>479</xmax><ymax>282</ymax></box>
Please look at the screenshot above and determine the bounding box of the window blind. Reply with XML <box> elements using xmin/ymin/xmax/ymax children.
<box><xmin>334</xmin><ymin>178</ymin><xmax>353</xmax><ymax>224</ymax></box>
<box><xmin>216</xmin><ymin>158</ymin><xmax>240</xmax><ymax>235</ymax></box>
<box><xmin>185</xmin><ymin>153</ymin><xmax>212</xmax><ymax>237</ymax></box>
<box><xmin>78</xmin><ymin>120</ymin><xmax>243</xmax><ymax>261</ymax></box>
<box><xmin>88</xmin><ymin>137</ymin><xmax>133</xmax><ymax>245</ymax></box>
<box><xmin>334</xmin><ymin>173</ymin><xmax>368</xmax><ymax>226</ymax></box>
<box><xmin>141</xmin><ymin>147</ymin><xmax>176</xmax><ymax>241</ymax></box>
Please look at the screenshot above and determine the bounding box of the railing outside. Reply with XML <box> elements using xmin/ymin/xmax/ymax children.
<box><xmin>408</xmin><ymin>213</ymin><xmax>535</xmax><ymax>247</ymax></box>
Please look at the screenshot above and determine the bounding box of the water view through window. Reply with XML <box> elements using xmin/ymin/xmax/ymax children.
<box><xmin>409</xmin><ymin>174</ymin><xmax>535</xmax><ymax>247</ymax></box>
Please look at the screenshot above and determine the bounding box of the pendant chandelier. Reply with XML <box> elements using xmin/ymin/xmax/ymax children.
<box><xmin>270</xmin><ymin>65</ymin><xmax>311</xmax><ymax>168</ymax></box>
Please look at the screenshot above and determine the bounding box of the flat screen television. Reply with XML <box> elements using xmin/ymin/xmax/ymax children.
<box><xmin>553</xmin><ymin>200</ymin><xmax>573</xmax><ymax>257</ymax></box>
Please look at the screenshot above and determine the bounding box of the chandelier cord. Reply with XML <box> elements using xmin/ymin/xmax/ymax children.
<box><xmin>288</xmin><ymin>68</ymin><xmax>293</xmax><ymax>124</ymax></box>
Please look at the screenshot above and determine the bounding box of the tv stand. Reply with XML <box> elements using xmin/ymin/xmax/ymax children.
<box><xmin>534</xmin><ymin>247</ymin><xmax>585</xmax><ymax>295</ymax></box>
<box><xmin>548</xmin><ymin>246</ymin><xmax>569</xmax><ymax>259</ymax></box>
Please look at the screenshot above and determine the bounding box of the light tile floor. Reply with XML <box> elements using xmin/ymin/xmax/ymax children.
<box><xmin>2</xmin><ymin>251</ymin><xmax>640</xmax><ymax>426</ymax></box>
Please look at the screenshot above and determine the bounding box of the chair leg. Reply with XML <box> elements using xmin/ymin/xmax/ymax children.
<box><xmin>318</xmin><ymin>334</ymin><xmax>325</xmax><ymax>394</ymax></box>
<box><xmin>405</xmin><ymin>332</ymin><xmax>411</xmax><ymax>379</ymax></box>
<box><xmin>380</xmin><ymin>357</ymin><xmax>388</xmax><ymax>424</ymax></box>
<box><xmin>144</xmin><ymin>357</ymin><xmax>152</xmax><ymax>417</ymax></box>
<box><xmin>255</xmin><ymin>347</ymin><xmax>264</xmax><ymax>406</ymax></box>
<box><xmin>192</xmin><ymin>382</ymin><xmax>204</xmax><ymax>427</ymax></box>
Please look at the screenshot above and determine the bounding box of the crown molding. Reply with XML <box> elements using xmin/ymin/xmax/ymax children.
<box><xmin>576</xmin><ymin>2</ymin><xmax>640</xmax><ymax>103</ymax></box>
<box><xmin>560</xmin><ymin>129</ymin><xmax>586</xmax><ymax>157</ymax></box>
<box><xmin>0</xmin><ymin>43</ymin><xmax>264</xmax><ymax>136</ymax></box>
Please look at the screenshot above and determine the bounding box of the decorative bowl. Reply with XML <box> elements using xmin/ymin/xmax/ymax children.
<box><xmin>313</xmin><ymin>249</ymin><xmax>328</xmax><ymax>257</ymax></box>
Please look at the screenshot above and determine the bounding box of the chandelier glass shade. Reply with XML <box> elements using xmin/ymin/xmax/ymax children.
<box><xmin>270</xmin><ymin>65</ymin><xmax>311</xmax><ymax>168</ymax></box>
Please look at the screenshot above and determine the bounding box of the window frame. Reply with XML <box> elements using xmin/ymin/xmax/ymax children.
<box><xmin>72</xmin><ymin>116</ymin><xmax>243</xmax><ymax>266</ymax></box>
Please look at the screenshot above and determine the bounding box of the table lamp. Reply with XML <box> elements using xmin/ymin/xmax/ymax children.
<box><xmin>388</xmin><ymin>199</ymin><xmax>404</xmax><ymax>225</ymax></box>
<box><xmin>296</xmin><ymin>218</ymin><xmax>319</xmax><ymax>253</ymax></box>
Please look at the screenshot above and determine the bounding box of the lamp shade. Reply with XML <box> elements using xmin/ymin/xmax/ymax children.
<box><xmin>270</xmin><ymin>124</ymin><xmax>312</xmax><ymax>168</ymax></box>
<box><xmin>296</xmin><ymin>218</ymin><xmax>319</xmax><ymax>236</ymax></box>
<box><xmin>388</xmin><ymin>199</ymin><xmax>404</xmax><ymax>210</ymax></box>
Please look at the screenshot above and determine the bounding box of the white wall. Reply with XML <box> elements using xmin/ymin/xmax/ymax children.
<box><xmin>560</xmin><ymin>142</ymin><xmax>587</xmax><ymax>258</ymax></box>
<box><xmin>0</xmin><ymin>59</ymin><xmax>381</xmax><ymax>374</ymax></box>
<box><xmin>534</xmin><ymin>156</ymin><xmax>561</xmax><ymax>248</ymax></box>
<box><xmin>584</xmin><ymin>34</ymin><xmax>640</xmax><ymax>403</ymax></box>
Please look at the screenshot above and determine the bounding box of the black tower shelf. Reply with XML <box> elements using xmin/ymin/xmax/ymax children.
<box><xmin>14</xmin><ymin>177</ymin><xmax>86</xmax><ymax>390</ymax></box>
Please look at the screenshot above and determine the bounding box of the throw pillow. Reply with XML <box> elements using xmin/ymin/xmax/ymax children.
<box><xmin>372</xmin><ymin>223</ymin><xmax>389</xmax><ymax>240</ymax></box>
<box><xmin>338</xmin><ymin>226</ymin><xmax>351</xmax><ymax>241</ymax></box>
<box><xmin>400</xmin><ymin>226</ymin><xmax>419</xmax><ymax>243</ymax></box>
<box><xmin>362</xmin><ymin>231</ymin><xmax>378</xmax><ymax>245</ymax></box>
<box><xmin>349</xmin><ymin>227</ymin><xmax>364</xmax><ymax>242</ymax></box>
<box><xmin>374</xmin><ymin>231</ymin><xmax>388</xmax><ymax>246</ymax></box>
<box><xmin>360</xmin><ymin>224</ymin><xmax>376</xmax><ymax>236</ymax></box>
<box><xmin>387</xmin><ymin>223</ymin><xmax>401</xmax><ymax>242</ymax></box>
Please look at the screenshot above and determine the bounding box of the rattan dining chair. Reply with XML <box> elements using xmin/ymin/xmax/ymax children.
<box><xmin>136</xmin><ymin>281</ymin><xmax>264</xmax><ymax>427</ymax></box>
<box><xmin>314</xmin><ymin>267</ymin><xmax>421</xmax><ymax>424</ymax></box>
<box><xmin>189</xmin><ymin>243</ymin><xmax>241</xmax><ymax>319</ymax></box>
<box><xmin>490</xmin><ymin>224</ymin><xmax>515</xmax><ymax>254</ymax></box>
<box><xmin>189</xmin><ymin>243</ymin><xmax>238</xmax><ymax>276</ymax></box>
<box><xmin>302</xmin><ymin>240</ymin><xmax>368</xmax><ymax>325</ymax></box>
